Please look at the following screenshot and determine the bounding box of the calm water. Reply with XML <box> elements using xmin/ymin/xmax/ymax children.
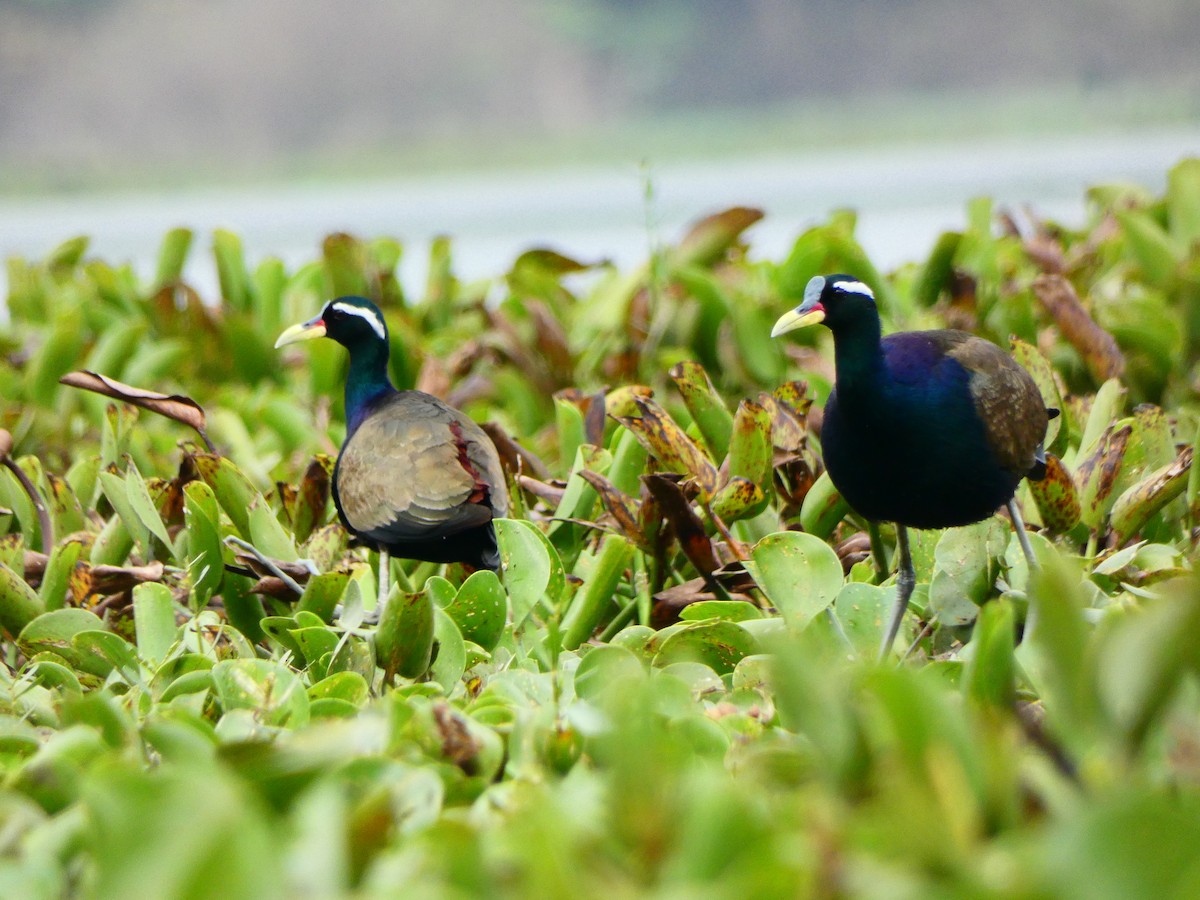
<box><xmin>2</xmin><ymin>130</ymin><xmax>1198</xmax><ymax>306</ymax></box>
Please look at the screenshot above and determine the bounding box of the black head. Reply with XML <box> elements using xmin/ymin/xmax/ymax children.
<box><xmin>771</xmin><ymin>274</ymin><xmax>877</xmax><ymax>337</ymax></box>
<box><xmin>275</xmin><ymin>296</ymin><xmax>389</xmax><ymax>352</ymax></box>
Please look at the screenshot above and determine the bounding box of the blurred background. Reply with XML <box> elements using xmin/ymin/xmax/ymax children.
<box><xmin>2</xmin><ymin>0</ymin><xmax>1199</xmax><ymax>290</ymax></box>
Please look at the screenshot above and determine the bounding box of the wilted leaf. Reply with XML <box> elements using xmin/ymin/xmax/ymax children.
<box><xmin>615</xmin><ymin>397</ymin><xmax>719</xmax><ymax>499</ymax></box>
<box><xmin>1029</xmin><ymin>453</ymin><xmax>1082</xmax><ymax>533</ymax></box>
<box><xmin>669</xmin><ymin>207</ymin><xmax>764</xmax><ymax>270</ymax></box>
<box><xmin>59</xmin><ymin>371</ymin><xmax>213</xmax><ymax>451</ymax></box>
<box><xmin>1032</xmin><ymin>275</ymin><xmax>1125</xmax><ymax>384</ymax></box>
<box><xmin>669</xmin><ymin>361</ymin><xmax>733</xmax><ymax>460</ymax></box>
<box><xmin>1109</xmin><ymin>446</ymin><xmax>1192</xmax><ymax>545</ymax></box>
<box><xmin>642</xmin><ymin>474</ymin><xmax>719</xmax><ymax>577</ymax></box>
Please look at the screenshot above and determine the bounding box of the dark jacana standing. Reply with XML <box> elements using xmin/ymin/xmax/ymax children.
<box><xmin>276</xmin><ymin>297</ymin><xmax>508</xmax><ymax>602</ymax></box>
<box><xmin>772</xmin><ymin>274</ymin><xmax>1049</xmax><ymax>659</ymax></box>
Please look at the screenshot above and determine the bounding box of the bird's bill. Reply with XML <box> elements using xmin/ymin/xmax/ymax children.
<box><xmin>770</xmin><ymin>305</ymin><xmax>825</xmax><ymax>337</ymax></box>
<box><xmin>274</xmin><ymin>316</ymin><xmax>327</xmax><ymax>348</ymax></box>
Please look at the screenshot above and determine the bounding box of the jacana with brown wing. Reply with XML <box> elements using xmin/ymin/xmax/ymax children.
<box><xmin>276</xmin><ymin>297</ymin><xmax>507</xmax><ymax>571</ymax></box>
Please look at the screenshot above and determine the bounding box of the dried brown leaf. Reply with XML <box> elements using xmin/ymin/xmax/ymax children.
<box><xmin>1032</xmin><ymin>275</ymin><xmax>1125</xmax><ymax>384</ymax></box>
<box><xmin>59</xmin><ymin>371</ymin><xmax>213</xmax><ymax>450</ymax></box>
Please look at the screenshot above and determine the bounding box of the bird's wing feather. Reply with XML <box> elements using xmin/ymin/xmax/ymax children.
<box><xmin>939</xmin><ymin>334</ymin><xmax>1049</xmax><ymax>477</ymax></box>
<box><xmin>336</xmin><ymin>393</ymin><xmax>506</xmax><ymax>543</ymax></box>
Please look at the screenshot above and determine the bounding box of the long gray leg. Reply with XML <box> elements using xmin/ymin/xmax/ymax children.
<box><xmin>378</xmin><ymin>547</ymin><xmax>391</xmax><ymax>610</ymax></box>
<box><xmin>878</xmin><ymin>524</ymin><xmax>915</xmax><ymax>661</ymax></box>
<box><xmin>1007</xmin><ymin>498</ymin><xmax>1036</xmax><ymax>568</ymax></box>
<box><xmin>1007</xmin><ymin>498</ymin><xmax>1040</xmax><ymax>636</ymax></box>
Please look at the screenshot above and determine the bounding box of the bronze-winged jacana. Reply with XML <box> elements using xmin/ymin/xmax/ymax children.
<box><xmin>771</xmin><ymin>274</ymin><xmax>1050</xmax><ymax>659</ymax></box>
<box><xmin>276</xmin><ymin>297</ymin><xmax>508</xmax><ymax>602</ymax></box>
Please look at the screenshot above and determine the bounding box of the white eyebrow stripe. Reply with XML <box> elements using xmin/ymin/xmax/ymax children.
<box><xmin>331</xmin><ymin>301</ymin><xmax>386</xmax><ymax>339</ymax></box>
<box><xmin>834</xmin><ymin>280</ymin><xmax>874</xmax><ymax>298</ymax></box>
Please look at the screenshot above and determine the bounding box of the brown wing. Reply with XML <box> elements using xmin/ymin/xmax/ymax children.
<box><xmin>335</xmin><ymin>392</ymin><xmax>508</xmax><ymax>545</ymax></box>
<box><xmin>941</xmin><ymin>333</ymin><xmax>1049</xmax><ymax>478</ymax></box>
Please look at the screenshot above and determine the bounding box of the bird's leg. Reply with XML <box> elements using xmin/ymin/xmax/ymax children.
<box><xmin>378</xmin><ymin>547</ymin><xmax>391</xmax><ymax>610</ymax></box>
<box><xmin>1007</xmin><ymin>497</ymin><xmax>1040</xmax><ymax>637</ymax></box>
<box><xmin>1007</xmin><ymin>498</ymin><xmax>1037</xmax><ymax>569</ymax></box>
<box><xmin>878</xmin><ymin>524</ymin><xmax>915</xmax><ymax>662</ymax></box>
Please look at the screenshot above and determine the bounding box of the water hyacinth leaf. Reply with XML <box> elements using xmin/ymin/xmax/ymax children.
<box><xmin>0</xmin><ymin>561</ymin><xmax>45</xmax><ymax>637</ymax></box>
<box><xmin>429</xmin><ymin>608</ymin><xmax>468</xmax><ymax>692</ymax></box>
<box><xmin>291</xmin><ymin>456</ymin><xmax>332</xmax><ymax>544</ymax></box>
<box><xmin>573</xmin><ymin>644</ymin><xmax>646</xmax><ymax>701</ymax></box>
<box><xmin>133</xmin><ymin>583</ymin><xmax>178</xmax><ymax>666</ymax></box>
<box><xmin>89</xmin><ymin>511</ymin><xmax>134</xmax><ymax>567</ymax></box>
<box><xmin>496</xmin><ymin>518</ymin><xmax>563</xmax><ymax>624</ymax></box>
<box><xmin>1009</xmin><ymin>337</ymin><xmax>1064</xmax><ymax>450</ymax></box>
<box><xmin>296</xmin><ymin>572</ymin><xmax>348</xmax><ymax>624</ymax></box>
<box><xmin>746</xmin><ymin>531</ymin><xmax>844</xmax><ymax>629</ymax></box>
<box><xmin>213</xmin><ymin>228</ymin><xmax>253</xmax><ymax>311</ymax></box>
<box><xmin>45</xmin><ymin>473</ymin><xmax>85</xmax><ymax>539</ymax></box>
<box><xmin>59</xmin><ymin>371</ymin><xmax>212</xmax><ymax>450</ymax></box>
<box><xmin>1096</xmin><ymin>581</ymin><xmax>1200</xmax><ymax>753</ymax></box>
<box><xmin>799</xmin><ymin>471</ymin><xmax>851</xmax><ymax>538</ymax></box>
<box><xmin>246</xmin><ymin>499</ymin><xmax>298</xmax><ymax>562</ymax></box>
<box><xmin>1032</xmin><ymin>275</ymin><xmax>1126</xmax><ymax>384</ymax></box>
<box><xmin>1109</xmin><ymin>447</ymin><xmax>1192</xmax><ymax>545</ymax></box>
<box><xmin>911</xmin><ymin>230</ymin><xmax>962</xmax><ymax>307</ymax></box>
<box><xmin>669</xmin><ymin>206</ymin><xmax>763</xmax><ymax>270</ymax></box>
<box><xmin>669</xmin><ymin>361</ymin><xmax>734</xmax><ymax>460</ymax></box>
<box><xmin>1076</xmin><ymin>423</ymin><xmax>1132</xmax><ymax>531</ymax></box>
<box><xmin>833</xmin><ymin>582</ymin><xmax>890</xmax><ymax>656</ymax></box>
<box><xmin>554</xmin><ymin>397</ymin><xmax>586</xmax><ymax>473</ymax></box>
<box><xmin>307</xmin><ymin>671</ymin><xmax>370</xmax><ymax>707</ymax></box>
<box><xmin>73</xmin><ymin>631</ymin><xmax>140</xmax><ymax>681</ymax></box>
<box><xmin>124</xmin><ymin>464</ymin><xmax>174</xmax><ymax>551</ymax></box>
<box><xmin>615</xmin><ymin>397</ymin><xmax>719</xmax><ymax>499</ymax></box>
<box><xmin>1114</xmin><ymin>207</ymin><xmax>1184</xmax><ymax>289</ymax></box>
<box><xmin>98</xmin><ymin>471</ymin><xmax>151</xmax><ymax>561</ymax></box>
<box><xmin>18</xmin><ymin>609</ymin><xmax>108</xmax><ymax>676</ymax></box>
<box><xmin>678</xmin><ymin>600</ymin><xmax>763</xmax><ymax>622</ymax></box>
<box><xmin>1075</xmin><ymin>379</ymin><xmax>1126</xmax><ymax>464</ymax></box>
<box><xmin>28</xmin><ymin>315</ymin><xmax>87</xmax><ymax>406</ymax></box>
<box><xmin>928</xmin><ymin>518</ymin><xmax>1009</xmax><ymax>626</ymax></box>
<box><xmin>549</xmin><ymin>444</ymin><xmax>608</xmax><ymax>540</ymax></box>
<box><xmin>183</xmin><ymin>481</ymin><xmax>224</xmax><ymax>605</ymax></box>
<box><xmin>444</xmin><ymin>569</ymin><xmax>507</xmax><ymax>651</ymax></box>
<box><xmin>606</xmin><ymin>422</ymin><xmax>650</xmax><ymax>496</ymax></box>
<box><xmin>212</xmin><ymin>659</ymin><xmax>309</xmax><ymax>728</ymax></box>
<box><xmin>728</xmin><ymin>399</ymin><xmax>773</xmax><ymax>488</ymax></box>
<box><xmin>289</xmin><ymin>625</ymin><xmax>339</xmax><ymax>672</ymax></box>
<box><xmin>963</xmin><ymin>597</ymin><xmax>1017</xmax><ymax>709</ymax></box>
<box><xmin>40</xmin><ymin>540</ymin><xmax>83</xmax><ymax>611</ymax></box>
<box><xmin>1</xmin><ymin>465</ymin><xmax>43</xmax><ymax>553</ymax></box>
<box><xmin>579</xmin><ymin>469</ymin><xmax>645</xmax><ymax>544</ymax></box>
<box><xmin>560</xmin><ymin>533</ymin><xmax>635</xmax><ymax>650</ymax></box>
<box><xmin>193</xmin><ymin>454</ymin><xmax>258</xmax><ymax>539</ymax></box>
<box><xmin>1028</xmin><ymin>454</ymin><xmax>1082</xmax><ymax>533</ymax></box>
<box><xmin>642</xmin><ymin>474</ymin><xmax>719</xmax><ymax>576</ymax></box>
<box><xmin>710</xmin><ymin>476</ymin><xmax>767</xmax><ymax>522</ymax></box>
<box><xmin>154</xmin><ymin>227</ymin><xmax>193</xmax><ymax>286</ymax></box>
<box><xmin>651</xmin><ymin>621</ymin><xmax>759</xmax><ymax>674</ymax></box>
<box><xmin>374</xmin><ymin>588</ymin><xmax>434</xmax><ymax>682</ymax></box>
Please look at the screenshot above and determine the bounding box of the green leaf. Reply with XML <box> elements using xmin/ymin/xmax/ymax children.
<box><xmin>669</xmin><ymin>361</ymin><xmax>734</xmax><ymax>460</ymax></box>
<box><xmin>651</xmin><ymin>621</ymin><xmax>759</xmax><ymax>674</ymax></box>
<box><xmin>212</xmin><ymin>659</ymin><xmax>309</xmax><ymax>727</ymax></box>
<box><xmin>444</xmin><ymin>569</ymin><xmax>507</xmax><ymax>651</ymax></box>
<box><xmin>374</xmin><ymin>588</ymin><xmax>434</xmax><ymax>682</ymax></box>
<box><xmin>0</xmin><ymin>561</ymin><xmax>45</xmax><ymax>637</ymax></box>
<box><xmin>133</xmin><ymin>583</ymin><xmax>178</xmax><ymax>665</ymax></box>
<box><xmin>746</xmin><ymin>531</ymin><xmax>844</xmax><ymax>629</ymax></box>
<box><xmin>497</xmin><ymin>518</ymin><xmax>563</xmax><ymax>625</ymax></box>
<box><xmin>928</xmin><ymin>518</ymin><xmax>1009</xmax><ymax>627</ymax></box>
